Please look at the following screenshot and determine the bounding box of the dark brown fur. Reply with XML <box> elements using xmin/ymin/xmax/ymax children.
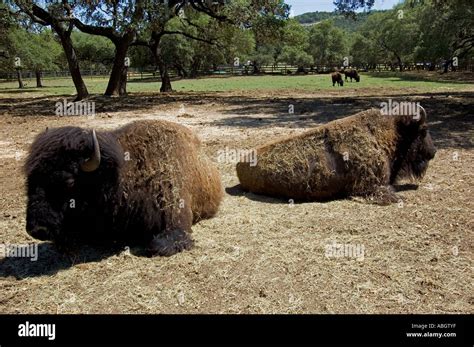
<box><xmin>331</xmin><ymin>72</ymin><xmax>344</xmax><ymax>86</ymax></box>
<box><xmin>24</xmin><ymin>120</ymin><xmax>223</xmax><ymax>256</ymax></box>
<box><xmin>236</xmin><ymin>109</ymin><xmax>436</xmax><ymax>204</ymax></box>
<box><xmin>344</xmin><ymin>69</ymin><xmax>360</xmax><ymax>82</ymax></box>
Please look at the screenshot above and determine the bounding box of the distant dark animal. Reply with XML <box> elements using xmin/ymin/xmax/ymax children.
<box><xmin>344</xmin><ymin>69</ymin><xmax>360</xmax><ymax>82</ymax></box>
<box><xmin>24</xmin><ymin>120</ymin><xmax>223</xmax><ymax>256</ymax></box>
<box><xmin>331</xmin><ymin>72</ymin><xmax>344</xmax><ymax>86</ymax></box>
<box><xmin>236</xmin><ymin>108</ymin><xmax>436</xmax><ymax>205</ymax></box>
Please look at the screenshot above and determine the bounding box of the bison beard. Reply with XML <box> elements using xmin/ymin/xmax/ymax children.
<box><xmin>236</xmin><ymin>109</ymin><xmax>436</xmax><ymax>205</ymax></box>
<box><xmin>24</xmin><ymin>120</ymin><xmax>223</xmax><ymax>256</ymax></box>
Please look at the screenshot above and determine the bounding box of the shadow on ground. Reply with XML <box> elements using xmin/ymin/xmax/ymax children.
<box><xmin>365</xmin><ymin>71</ymin><xmax>474</xmax><ymax>84</ymax></box>
<box><xmin>0</xmin><ymin>243</ymin><xmax>124</xmax><ymax>279</ymax></box>
<box><xmin>225</xmin><ymin>183</ymin><xmax>421</xmax><ymax>205</ymax></box>
<box><xmin>1</xmin><ymin>91</ymin><xmax>472</xmax><ymax>149</ymax></box>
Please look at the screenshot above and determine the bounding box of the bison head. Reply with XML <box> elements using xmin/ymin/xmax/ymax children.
<box><xmin>396</xmin><ymin>107</ymin><xmax>436</xmax><ymax>181</ymax></box>
<box><xmin>24</xmin><ymin>127</ymin><xmax>124</xmax><ymax>244</ymax></box>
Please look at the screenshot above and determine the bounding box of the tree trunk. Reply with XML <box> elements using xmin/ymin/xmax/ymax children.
<box><xmin>16</xmin><ymin>69</ymin><xmax>24</xmax><ymax>88</ymax></box>
<box><xmin>58</xmin><ymin>32</ymin><xmax>88</xmax><ymax>101</ymax></box>
<box><xmin>396</xmin><ymin>56</ymin><xmax>403</xmax><ymax>72</ymax></box>
<box><xmin>35</xmin><ymin>70</ymin><xmax>43</xmax><ymax>87</ymax></box>
<box><xmin>175</xmin><ymin>65</ymin><xmax>187</xmax><ymax>78</ymax></box>
<box><xmin>159</xmin><ymin>62</ymin><xmax>172</xmax><ymax>92</ymax></box>
<box><xmin>190</xmin><ymin>59</ymin><xmax>201</xmax><ymax>78</ymax></box>
<box><xmin>24</xmin><ymin>5</ymin><xmax>88</xmax><ymax>100</ymax></box>
<box><xmin>105</xmin><ymin>40</ymin><xmax>130</xmax><ymax>96</ymax></box>
<box><xmin>252</xmin><ymin>60</ymin><xmax>260</xmax><ymax>74</ymax></box>
<box><xmin>119</xmin><ymin>65</ymin><xmax>128</xmax><ymax>95</ymax></box>
<box><xmin>153</xmin><ymin>45</ymin><xmax>172</xmax><ymax>93</ymax></box>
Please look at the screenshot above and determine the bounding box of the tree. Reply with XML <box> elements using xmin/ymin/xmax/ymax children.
<box><xmin>14</xmin><ymin>0</ymin><xmax>89</xmax><ymax>101</ymax></box>
<box><xmin>0</xmin><ymin>3</ymin><xmax>13</xmax><ymax>62</ymax></box>
<box><xmin>348</xmin><ymin>32</ymin><xmax>383</xmax><ymax>69</ymax></box>
<box><xmin>336</xmin><ymin>0</ymin><xmax>474</xmax><ymax>72</ymax></box>
<box><xmin>411</xmin><ymin>0</ymin><xmax>474</xmax><ymax>72</ymax></box>
<box><xmin>334</xmin><ymin>0</ymin><xmax>375</xmax><ymax>16</ymax></box>
<box><xmin>308</xmin><ymin>20</ymin><xmax>347</xmax><ymax>67</ymax></box>
<box><xmin>357</xmin><ymin>9</ymin><xmax>419</xmax><ymax>71</ymax></box>
<box><xmin>82</xmin><ymin>0</ymin><xmax>230</xmax><ymax>93</ymax></box>
<box><xmin>8</xmin><ymin>28</ymin><xmax>62</xmax><ymax>87</ymax></box>
<box><xmin>71</xmin><ymin>31</ymin><xmax>115</xmax><ymax>71</ymax></box>
<box><xmin>72</xmin><ymin>1</ymin><xmax>146</xmax><ymax>96</ymax></box>
<box><xmin>13</xmin><ymin>1</ymin><xmax>90</xmax><ymax>100</ymax></box>
<box><xmin>280</xmin><ymin>19</ymin><xmax>312</xmax><ymax>71</ymax></box>
<box><xmin>246</xmin><ymin>0</ymin><xmax>290</xmax><ymax>73</ymax></box>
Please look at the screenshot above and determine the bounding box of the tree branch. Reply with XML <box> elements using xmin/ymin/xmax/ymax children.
<box><xmin>162</xmin><ymin>30</ymin><xmax>216</xmax><ymax>45</ymax></box>
<box><xmin>72</xmin><ymin>18</ymin><xmax>119</xmax><ymax>42</ymax></box>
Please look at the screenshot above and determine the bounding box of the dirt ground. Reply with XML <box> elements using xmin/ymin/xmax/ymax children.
<box><xmin>0</xmin><ymin>86</ymin><xmax>472</xmax><ymax>313</ymax></box>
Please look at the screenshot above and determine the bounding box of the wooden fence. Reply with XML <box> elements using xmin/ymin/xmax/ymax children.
<box><xmin>1</xmin><ymin>61</ymin><xmax>473</xmax><ymax>81</ymax></box>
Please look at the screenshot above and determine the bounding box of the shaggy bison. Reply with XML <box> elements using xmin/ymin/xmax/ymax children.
<box><xmin>236</xmin><ymin>108</ymin><xmax>436</xmax><ymax>204</ymax></box>
<box><xmin>25</xmin><ymin>120</ymin><xmax>223</xmax><ymax>256</ymax></box>
<box><xmin>344</xmin><ymin>69</ymin><xmax>360</xmax><ymax>82</ymax></box>
<box><xmin>331</xmin><ymin>72</ymin><xmax>344</xmax><ymax>86</ymax></box>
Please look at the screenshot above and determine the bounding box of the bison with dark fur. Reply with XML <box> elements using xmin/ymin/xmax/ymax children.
<box><xmin>344</xmin><ymin>69</ymin><xmax>360</xmax><ymax>82</ymax></box>
<box><xmin>25</xmin><ymin>120</ymin><xmax>223</xmax><ymax>256</ymax></box>
<box><xmin>236</xmin><ymin>108</ymin><xmax>436</xmax><ymax>204</ymax></box>
<box><xmin>331</xmin><ymin>72</ymin><xmax>344</xmax><ymax>86</ymax></box>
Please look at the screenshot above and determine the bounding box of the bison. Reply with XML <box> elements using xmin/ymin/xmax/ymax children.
<box><xmin>331</xmin><ymin>72</ymin><xmax>344</xmax><ymax>87</ymax></box>
<box><xmin>344</xmin><ymin>68</ymin><xmax>360</xmax><ymax>82</ymax></box>
<box><xmin>236</xmin><ymin>108</ymin><xmax>436</xmax><ymax>204</ymax></box>
<box><xmin>24</xmin><ymin>120</ymin><xmax>223</xmax><ymax>256</ymax></box>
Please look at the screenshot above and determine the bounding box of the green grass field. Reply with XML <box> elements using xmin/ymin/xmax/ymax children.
<box><xmin>0</xmin><ymin>72</ymin><xmax>472</xmax><ymax>96</ymax></box>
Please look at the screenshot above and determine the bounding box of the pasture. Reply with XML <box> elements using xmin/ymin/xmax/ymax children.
<box><xmin>0</xmin><ymin>72</ymin><xmax>472</xmax><ymax>313</ymax></box>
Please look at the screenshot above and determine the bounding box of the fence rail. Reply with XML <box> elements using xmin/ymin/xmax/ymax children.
<box><xmin>1</xmin><ymin>61</ymin><xmax>473</xmax><ymax>81</ymax></box>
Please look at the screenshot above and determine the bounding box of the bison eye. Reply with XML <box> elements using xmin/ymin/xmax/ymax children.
<box><xmin>65</xmin><ymin>178</ymin><xmax>75</xmax><ymax>189</ymax></box>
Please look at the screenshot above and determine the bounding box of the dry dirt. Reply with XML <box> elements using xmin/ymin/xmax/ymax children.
<box><xmin>0</xmin><ymin>87</ymin><xmax>472</xmax><ymax>313</ymax></box>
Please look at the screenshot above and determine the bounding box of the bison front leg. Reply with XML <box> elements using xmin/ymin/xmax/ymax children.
<box><xmin>146</xmin><ymin>198</ymin><xmax>194</xmax><ymax>257</ymax></box>
<box><xmin>147</xmin><ymin>228</ymin><xmax>194</xmax><ymax>257</ymax></box>
<box><xmin>367</xmin><ymin>185</ymin><xmax>401</xmax><ymax>205</ymax></box>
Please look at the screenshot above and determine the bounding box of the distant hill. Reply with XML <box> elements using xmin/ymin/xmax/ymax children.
<box><xmin>294</xmin><ymin>11</ymin><xmax>386</xmax><ymax>32</ymax></box>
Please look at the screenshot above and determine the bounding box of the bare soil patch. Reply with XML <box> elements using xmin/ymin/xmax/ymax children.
<box><xmin>0</xmin><ymin>88</ymin><xmax>472</xmax><ymax>313</ymax></box>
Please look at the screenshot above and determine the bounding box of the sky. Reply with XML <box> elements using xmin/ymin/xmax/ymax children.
<box><xmin>286</xmin><ymin>0</ymin><xmax>404</xmax><ymax>16</ymax></box>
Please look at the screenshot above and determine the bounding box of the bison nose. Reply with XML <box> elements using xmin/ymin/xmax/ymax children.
<box><xmin>28</xmin><ymin>226</ymin><xmax>49</xmax><ymax>241</ymax></box>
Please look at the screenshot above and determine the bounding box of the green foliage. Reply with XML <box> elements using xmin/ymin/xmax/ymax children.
<box><xmin>71</xmin><ymin>31</ymin><xmax>115</xmax><ymax>69</ymax></box>
<box><xmin>7</xmin><ymin>28</ymin><xmax>62</xmax><ymax>72</ymax></box>
<box><xmin>308</xmin><ymin>20</ymin><xmax>347</xmax><ymax>66</ymax></box>
<box><xmin>295</xmin><ymin>11</ymin><xmax>382</xmax><ymax>32</ymax></box>
<box><xmin>4</xmin><ymin>0</ymin><xmax>472</xmax><ymax>79</ymax></box>
<box><xmin>280</xmin><ymin>19</ymin><xmax>312</xmax><ymax>67</ymax></box>
<box><xmin>411</xmin><ymin>0</ymin><xmax>474</xmax><ymax>61</ymax></box>
<box><xmin>349</xmin><ymin>33</ymin><xmax>381</xmax><ymax>66</ymax></box>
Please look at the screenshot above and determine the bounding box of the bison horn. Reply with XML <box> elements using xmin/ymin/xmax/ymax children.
<box><xmin>417</xmin><ymin>105</ymin><xmax>427</xmax><ymax>123</ymax></box>
<box><xmin>80</xmin><ymin>129</ymin><xmax>101</xmax><ymax>172</ymax></box>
